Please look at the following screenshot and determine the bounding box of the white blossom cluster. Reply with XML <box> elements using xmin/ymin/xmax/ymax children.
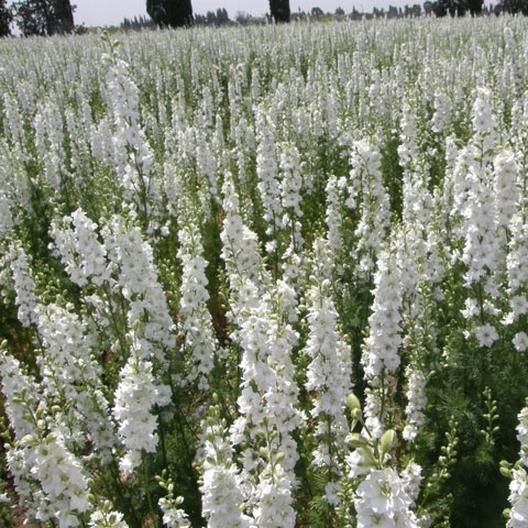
<box><xmin>305</xmin><ymin>238</ymin><xmax>352</xmax><ymax>483</ymax></box>
<box><xmin>349</xmin><ymin>138</ymin><xmax>391</xmax><ymax>276</ymax></box>
<box><xmin>9</xmin><ymin>242</ymin><xmax>39</xmax><ymax>327</ymax></box>
<box><xmin>177</xmin><ymin>214</ymin><xmax>219</xmax><ymax>389</ymax></box>
<box><xmin>89</xmin><ymin>503</ymin><xmax>129</xmax><ymax>528</ymax></box>
<box><xmin>103</xmin><ymin>213</ymin><xmax>176</xmax><ymax>364</ymax></box>
<box><xmin>354</xmin><ymin>468</ymin><xmax>421</xmax><ymax>528</ymax></box>
<box><xmin>200</xmin><ymin>411</ymin><xmax>250</xmax><ymax>528</ymax></box>
<box><xmin>112</xmin><ymin>338</ymin><xmax>171</xmax><ymax>474</ymax></box>
<box><xmin>402</xmin><ymin>367</ymin><xmax>427</xmax><ymax>442</ymax></box>
<box><xmin>32</xmin><ymin>432</ymin><xmax>91</xmax><ymax>528</ymax></box>
<box><xmin>50</xmin><ymin>208</ymin><xmax>110</xmax><ymax>288</ymax></box>
<box><xmin>35</xmin><ymin>302</ymin><xmax>116</xmax><ymax>453</ymax></box>
<box><xmin>508</xmin><ymin>404</ymin><xmax>528</xmax><ymax>528</ymax></box>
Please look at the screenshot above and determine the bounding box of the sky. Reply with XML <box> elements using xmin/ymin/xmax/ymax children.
<box><xmin>54</xmin><ymin>1</ymin><xmax>416</xmax><ymax>27</ymax></box>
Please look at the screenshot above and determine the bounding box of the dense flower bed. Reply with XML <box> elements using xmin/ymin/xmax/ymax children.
<box><xmin>1</xmin><ymin>16</ymin><xmax>528</xmax><ymax>528</ymax></box>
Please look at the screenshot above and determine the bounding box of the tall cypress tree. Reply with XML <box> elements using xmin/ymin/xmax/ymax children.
<box><xmin>147</xmin><ymin>0</ymin><xmax>193</xmax><ymax>28</ymax></box>
<box><xmin>49</xmin><ymin>0</ymin><xmax>74</xmax><ymax>34</ymax></box>
<box><xmin>269</xmin><ymin>0</ymin><xmax>290</xmax><ymax>22</ymax></box>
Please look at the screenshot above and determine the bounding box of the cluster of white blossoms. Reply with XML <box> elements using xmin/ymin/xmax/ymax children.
<box><xmin>200</xmin><ymin>407</ymin><xmax>250</xmax><ymax>528</ymax></box>
<box><xmin>220</xmin><ymin>173</ymin><xmax>263</xmax><ymax>289</ymax></box>
<box><xmin>103</xmin><ymin>213</ymin><xmax>176</xmax><ymax>364</ymax></box>
<box><xmin>279</xmin><ymin>142</ymin><xmax>304</xmax><ymax>227</ymax></box>
<box><xmin>349</xmin><ymin>138</ymin><xmax>391</xmax><ymax>276</ymax></box>
<box><xmin>506</xmin><ymin>212</ymin><xmax>528</xmax><ymax>352</ymax></box>
<box><xmin>354</xmin><ymin>468</ymin><xmax>421</xmax><ymax>528</ymax></box>
<box><xmin>494</xmin><ymin>150</ymin><xmax>520</xmax><ymax>235</ymax></box>
<box><xmin>362</xmin><ymin>246</ymin><xmax>403</xmax><ymax>379</ymax></box>
<box><xmin>507</xmin><ymin>404</ymin><xmax>528</xmax><ymax>527</ymax></box>
<box><xmin>177</xmin><ymin>212</ymin><xmax>219</xmax><ymax>389</ymax></box>
<box><xmin>304</xmin><ymin>238</ymin><xmax>352</xmax><ymax>494</ymax></box>
<box><xmin>507</xmin><ymin>466</ymin><xmax>528</xmax><ymax>528</ymax></box>
<box><xmin>50</xmin><ymin>208</ymin><xmax>110</xmax><ymax>288</ymax></box>
<box><xmin>89</xmin><ymin>503</ymin><xmax>129</xmax><ymax>528</ymax></box>
<box><xmin>431</xmin><ymin>90</ymin><xmax>451</xmax><ymax>134</ymax></box>
<box><xmin>1</xmin><ymin>351</ymin><xmax>92</xmax><ymax>528</ymax></box>
<box><xmin>0</xmin><ymin>351</ymin><xmax>41</xmax><ymax>438</ymax></box>
<box><xmin>230</xmin><ymin>284</ymin><xmax>302</xmax><ymax>474</ymax></box>
<box><xmin>324</xmin><ymin>175</ymin><xmax>346</xmax><ymax>256</ymax></box>
<box><xmin>112</xmin><ymin>338</ymin><xmax>171</xmax><ymax>474</ymax></box>
<box><xmin>255</xmin><ymin>107</ymin><xmax>282</xmax><ymax>236</ymax></box>
<box><xmin>403</xmin><ymin>367</ymin><xmax>427</xmax><ymax>442</ymax></box>
<box><xmin>105</xmin><ymin>57</ymin><xmax>161</xmax><ymax>219</ymax></box>
<box><xmin>251</xmin><ymin>466</ymin><xmax>296</xmax><ymax>528</ymax></box>
<box><xmin>158</xmin><ymin>496</ymin><xmax>191</xmax><ymax>528</ymax></box>
<box><xmin>34</xmin><ymin>98</ymin><xmax>66</xmax><ymax>191</ymax></box>
<box><xmin>220</xmin><ymin>173</ymin><xmax>301</xmax><ymax>524</ymax></box>
<box><xmin>8</xmin><ymin>242</ymin><xmax>38</xmax><ymax>327</ymax></box>
<box><xmin>35</xmin><ymin>302</ymin><xmax>115</xmax><ymax>453</ymax></box>
<box><xmin>0</xmin><ymin>351</ymin><xmax>52</xmax><ymax>522</ymax></box>
<box><xmin>32</xmin><ymin>432</ymin><xmax>91</xmax><ymax>528</ymax></box>
<box><xmin>361</xmin><ymin>245</ymin><xmax>403</xmax><ymax>438</ymax></box>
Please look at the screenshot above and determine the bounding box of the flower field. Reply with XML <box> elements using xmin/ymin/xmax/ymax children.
<box><xmin>1</xmin><ymin>15</ymin><xmax>528</xmax><ymax>528</ymax></box>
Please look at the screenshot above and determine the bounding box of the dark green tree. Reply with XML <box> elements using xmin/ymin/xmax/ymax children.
<box><xmin>429</xmin><ymin>0</ymin><xmax>486</xmax><ymax>15</ymax></box>
<box><xmin>12</xmin><ymin>0</ymin><xmax>74</xmax><ymax>36</ymax></box>
<box><xmin>0</xmin><ymin>0</ymin><xmax>11</xmax><ymax>36</ymax></box>
<box><xmin>269</xmin><ymin>0</ymin><xmax>290</xmax><ymax>22</ymax></box>
<box><xmin>466</xmin><ymin>0</ymin><xmax>484</xmax><ymax>14</ymax></box>
<box><xmin>498</xmin><ymin>0</ymin><xmax>528</xmax><ymax>14</ymax></box>
<box><xmin>431</xmin><ymin>0</ymin><xmax>466</xmax><ymax>16</ymax></box>
<box><xmin>147</xmin><ymin>0</ymin><xmax>193</xmax><ymax>28</ymax></box>
<box><xmin>49</xmin><ymin>0</ymin><xmax>74</xmax><ymax>33</ymax></box>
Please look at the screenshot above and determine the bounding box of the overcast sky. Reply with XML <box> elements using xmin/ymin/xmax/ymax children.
<box><xmin>64</xmin><ymin>1</ymin><xmax>415</xmax><ymax>27</ymax></box>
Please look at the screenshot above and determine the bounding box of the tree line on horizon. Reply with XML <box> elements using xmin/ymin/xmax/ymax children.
<box><xmin>1</xmin><ymin>0</ymin><xmax>528</xmax><ymax>38</ymax></box>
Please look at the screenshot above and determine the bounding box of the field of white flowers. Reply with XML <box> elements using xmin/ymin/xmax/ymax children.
<box><xmin>1</xmin><ymin>15</ymin><xmax>528</xmax><ymax>528</ymax></box>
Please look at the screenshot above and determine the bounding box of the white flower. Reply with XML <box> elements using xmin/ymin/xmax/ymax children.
<box><xmin>349</xmin><ymin>138</ymin><xmax>391</xmax><ymax>275</ymax></box>
<box><xmin>305</xmin><ymin>239</ymin><xmax>352</xmax><ymax>474</ymax></box>
<box><xmin>159</xmin><ymin>497</ymin><xmax>191</xmax><ymax>528</ymax></box>
<box><xmin>354</xmin><ymin>468</ymin><xmax>420</xmax><ymax>528</ymax></box>
<box><xmin>50</xmin><ymin>208</ymin><xmax>110</xmax><ymax>288</ymax></box>
<box><xmin>32</xmin><ymin>432</ymin><xmax>91</xmax><ymax>527</ymax></box>
<box><xmin>103</xmin><ymin>213</ymin><xmax>176</xmax><ymax>365</ymax></box>
<box><xmin>253</xmin><ymin>464</ymin><xmax>296</xmax><ymax>528</ymax></box>
<box><xmin>361</xmin><ymin>245</ymin><xmax>403</xmax><ymax>380</ymax></box>
<box><xmin>514</xmin><ymin>333</ymin><xmax>528</xmax><ymax>353</ymax></box>
<box><xmin>177</xmin><ymin>214</ymin><xmax>220</xmax><ymax>389</ymax></box>
<box><xmin>508</xmin><ymin>467</ymin><xmax>528</xmax><ymax>528</ymax></box>
<box><xmin>9</xmin><ymin>243</ymin><xmax>38</xmax><ymax>327</ymax></box>
<box><xmin>200</xmin><ymin>413</ymin><xmax>250</xmax><ymax>528</ymax></box>
<box><xmin>89</xmin><ymin>504</ymin><xmax>128</xmax><ymax>528</ymax></box>
<box><xmin>113</xmin><ymin>341</ymin><xmax>171</xmax><ymax>474</ymax></box>
<box><xmin>474</xmin><ymin>324</ymin><xmax>498</xmax><ymax>348</ymax></box>
<box><xmin>403</xmin><ymin>368</ymin><xmax>427</xmax><ymax>442</ymax></box>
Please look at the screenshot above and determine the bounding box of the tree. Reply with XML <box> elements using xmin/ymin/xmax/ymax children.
<box><xmin>430</xmin><ymin>0</ymin><xmax>466</xmax><ymax>16</ymax></box>
<box><xmin>430</xmin><ymin>0</ymin><xmax>489</xmax><ymax>16</ymax></box>
<box><xmin>498</xmin><ymin>0</ymin><xmax>528</xmax><ymax>14</ymax></box>
<box><xmin>269</xmin><ymin>0</ymin><xmax>290</xmax><ymax>22</ymax></box>
<box><xmin>12</xmin><ymin>0</ymin><xmax>74</xmax><ymax>36</ymax></box>
<box><xmin>466</xmin><ymin>0</ymin><xmax>484</xmax><ymax>14</ymax></box>
<box><xmin>0</xmin><ymin>0</ymin><xmax>12</xmax><ymax>36</ymax></box>
<box><xmin>147</xmin><ymin>0</ymin><xmax>193</xmax><ymax>28</ymax></box>
<box><xmin>48</xmin><ymin>0</ymin><xmax>74</xmax><ymax>34</ymax></box>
